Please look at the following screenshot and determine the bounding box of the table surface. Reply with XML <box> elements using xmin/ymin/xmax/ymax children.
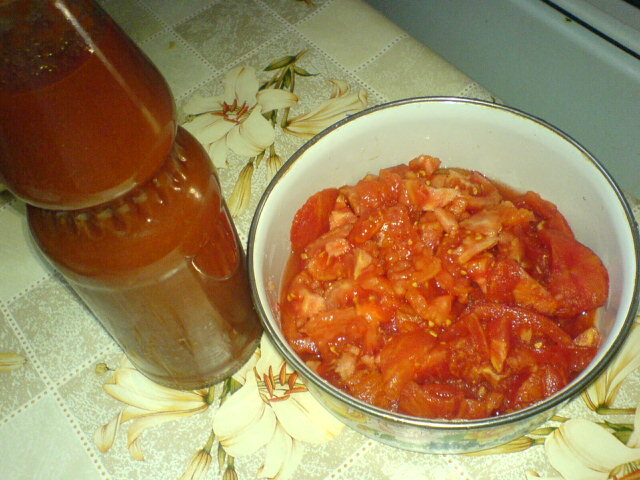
<box><xmin>1</xmin><ymin>1</ymin><xmax>639</xmax><ymax>479</ymax></box>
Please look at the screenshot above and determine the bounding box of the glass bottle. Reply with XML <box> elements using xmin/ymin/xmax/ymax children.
<box><xmin>0</xmin><ymin>0</ymin><xmax>262</xmax><ymax>389</ymax></box>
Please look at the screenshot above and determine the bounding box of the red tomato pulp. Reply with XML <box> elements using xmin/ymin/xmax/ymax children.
<box><xmin>281</xmin><ymin>155</ymin><xmax>609</xmax><ymax>420</ymax></box>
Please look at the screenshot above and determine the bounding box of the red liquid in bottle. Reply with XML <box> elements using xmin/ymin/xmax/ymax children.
<box><xmin>1</xmin><ymin>0</ymin><xmax>262</xmax><ymax>389</ymax></box>
<box><xmin>29</xmin><ymin>128</ymin><xmax>261</xmax><ymax>389</ymax></box>
<box><xmin>0</xmin><ymin>0</ymin><xmax>175</xmax><ymax>209</ymax></box>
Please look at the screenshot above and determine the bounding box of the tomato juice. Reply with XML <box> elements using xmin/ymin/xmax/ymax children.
<box><xmin>281</xmin><ymin>155</ymin><xmax>609</xmax><ymax>419</ymax></box>
<box><xmin>2</xmin><ymin>0</ymin><xmax>262</xmax><ymax>389</ymax></box>
<box><xmin>0</xmin><ymin>0</ymin><xmax>175</xmax><ymax>209</ymax></box>
<box><xmin>28</xmin><ymin>128</ymin><xmax>261</xmax><ymax>389</ymax></box>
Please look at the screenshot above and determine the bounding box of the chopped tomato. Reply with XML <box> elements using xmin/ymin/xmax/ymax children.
<box><xmin>379</xmin><ymin>330</ymin><xmax>445</xmax><ymax>395</ymax></box>
<box><xmin>541</xmin><ymin>228</ymin><xmax>609</xmax><ymax>317</ymax></box>
<box><xmin>348</xmin><ymin>210</ymin><xmax>383</xmax><ymax>244</ymax></box>
<box><xmin>290</xmin><ymin>188</ymin><xmax>339</xmax><ymax>252</ymax></box>
<box><xmin>486</xmin><ymin>258</ymin><xmax>559</xmax><ymax>315</ymax></box>
<box><xmin>342</xmin><ymin>369</ymin><xmax>390</xmax><ymax>409</ymax></box>
<box><xmin>408</xmin><ymin>154</ymin><xmax>441</xmax><ymax>176</ymax></box>
<box><xmin>341</xmin><ymin>175</ymin><xmax>398</xmax><ymax>215</ymax></box>
<box><xmin>303</xmin><ymin>307</ymin><xmax>362</xmax><ymax>357</ymax></box>
<box><xmin>517</xmin><ymin>191</ymin><xmax>574</xmax><ymax>237</ymax></box>
<box><xmin>306</xmin><ymin>249</ymin><xmax>353</xmax><ymax>282</ymax></box>
<box><xmin>513</xmin><ymin>365</ymin><xmax>567</xmax><ymax>408</ymax></box>
<box><xmin>398</xmin><ymin>382</ymin><xmax>464</xmax><ymax>419</ymax></box>
<box><xmin>282</xmin><ymin>156</ymin><xmax>607</xmax><ymax>420</ymax></box>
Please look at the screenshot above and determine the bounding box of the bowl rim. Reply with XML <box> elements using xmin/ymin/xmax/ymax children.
<box><xmin>248</xmin><ymin>96</ymin><xmax>640</xmax><ymax>431</ymax></box>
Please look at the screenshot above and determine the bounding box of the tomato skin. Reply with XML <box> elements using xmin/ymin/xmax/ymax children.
<box><xmin>408</xmin><ymin>154</ymin><xmax>441</xmax><ymax>177</ymax></box>
<box><xmin>341</xmin><ymin>176</ymin><xmax>398</xmax><ymax>215</ymax></box>
<box><xmin>348</xmin><ymin>211</ymin><xmax>383</xmax><ymax>245</ymax></box>
<box><xmin>379</xmin><ymin>330</ymin><xmax>442</xmax><ymax>395</ymax></box>
<box><xmin>398</xmin><ymin>382</ymin><xmax>463</xmax><ymax>419</ymax></box>
<box><xmin>541</xmin><ymin>228</ymin><xmax>609</xmax><ymax>317</ymax></box>
<box><xmin>290</xmin><ymin>188</ymin><xmax>340</xmax><ymax>252</ymax></box>
<box><xmin>342</xmin><ymin>369</ymin><xmax>391</xmax><ymax>410</ymax></box>
<box><xmin>306</xmin><ymin>250</ymin><xmax>353</xmax><ymax>282</ymax></box>
<box><xmin>517</xmin><ymin>191</ymin><xmax>574</xmax><ymax>237</ymax></box>
<box><xmin>513</xmin><ymin>365</ymin><xmax>567</xmax><ymax>408</ymax></box>
<box><xmin>485</xmin><ymin>258</ymin><xmax>522</xmax><ymax>303</ymax></box>
<box><xmin>486</xmin><ymin>258</ymin><xmax>559</xmax><ymax>315</ymax></box>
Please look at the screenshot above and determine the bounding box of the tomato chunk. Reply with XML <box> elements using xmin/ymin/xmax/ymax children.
<box><xmin>542</xmin><ymin>229</ymin><xmax>609</xmax><ymax>317</ymax></box>
<box><xmin>290</xmin><ymin>188</ymin><xmax>340</xmax><ymax>252</ymax></box>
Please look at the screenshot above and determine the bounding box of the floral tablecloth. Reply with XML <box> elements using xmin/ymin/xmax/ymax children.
<box><xmin>1</xmin><ymin>1</ymin><xmax>639</xmax><ymax>479</ymax></box>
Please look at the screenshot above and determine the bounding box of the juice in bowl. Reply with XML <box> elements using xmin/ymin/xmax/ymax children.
<box><xmin>248</xmin><ymin>97</ymin><xmax>640</xmax><ymax>453</ymax></box>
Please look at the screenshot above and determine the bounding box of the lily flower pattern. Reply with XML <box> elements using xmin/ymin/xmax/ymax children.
<box><xmin>180</xmin><ymin>54</ymin><xmax>367</xmax><ymax>217</ymax></box>
<box><xmin>0</xmin><ymin>351</ymin><xmax>26</xmax><ymax>372</ymax></box>
<box><xmin>178</xmin><ymin>430</ymin><xmax>215</xmax><ymax>480</ymax></box>
<box><xmin>544</xmin><ymin>414</ymin><xmax>640</xmax><ymax>479</ymax></box>
<box><xmin>212</xmin><ymin>335</ymin><xmax>344</xmax><ymax>480</ymax></box>
<box><xmin>183</xmin><ymin>66</ymin><xmax>298</xmax><ymax>168</ymax></box>
<box><xmin>525</xmin><ymin>472</ymin><xmax>562</xmax><ymax>480</ymax></box>
<box><xmin>284</xmin><ymin>79</ymin><xmax>368</xmax><ymax>139</ymax></box>
<box><xmin>94</xmin><ymin>357</ymin><xmax>213</xmax><ymax>461</ymax></box>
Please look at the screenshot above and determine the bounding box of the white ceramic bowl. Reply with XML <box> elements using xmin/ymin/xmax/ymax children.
<box><xmin>248</xmin><ymin>97</ymin><xmax>639</xmax><ymax>453</ymax></box>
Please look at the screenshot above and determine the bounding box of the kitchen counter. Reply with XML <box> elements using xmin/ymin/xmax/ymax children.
<box><xmin>1</xmin><ymin>1</ymin><xmax>639</xmax><ymax>479</ymax></box>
